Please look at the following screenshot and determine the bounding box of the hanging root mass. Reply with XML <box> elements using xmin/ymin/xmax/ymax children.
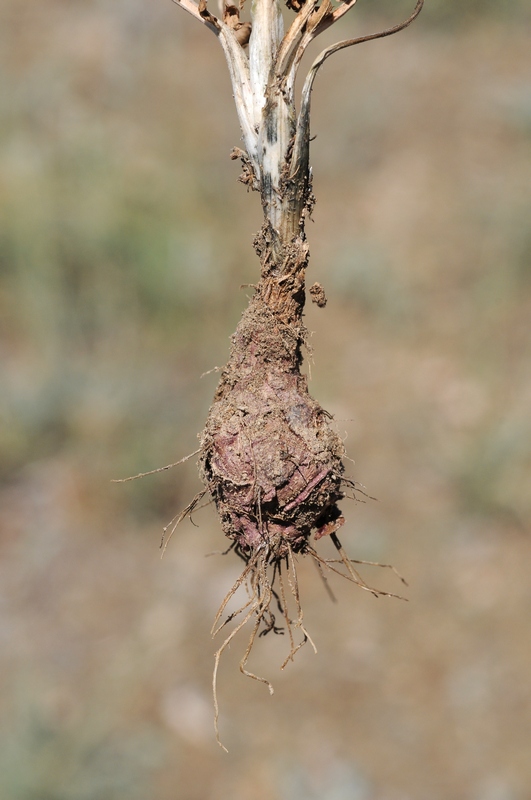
<box><xmin>192</xmin><ymin>294</ymin><xmax>407</xmax><ymax>749</ymax></box>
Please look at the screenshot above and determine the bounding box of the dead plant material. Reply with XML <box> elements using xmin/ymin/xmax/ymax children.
<box><xmin>309</xmin><ymin>281</ymin><xmax>327</xmax><ymax>307</ymax></box>
<box><xmin>162</xmin><ymin>0</ymin><xmax>424</xmax><ymax>749</ymax></box>
<box><xmin>197</xmin><ymin>254</ymin><xmax>408</xmax><ymax>748</ymax></box>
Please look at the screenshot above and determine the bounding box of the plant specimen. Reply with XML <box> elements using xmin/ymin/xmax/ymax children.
<box><xmin>168</xmin><ymin>0</ymin><xmax>422</xmax><ymax>746</ymax></box>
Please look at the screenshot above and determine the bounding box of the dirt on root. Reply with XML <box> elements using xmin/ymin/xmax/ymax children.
<box><xmin>197</xmin><ymin>291</ymin><xmax>350</xmax><ymax>747</ymax></box>
<box><xmin>199</xmin><ymin>297</ymin><xmax>346</xmax><ymax>562</ymax></box>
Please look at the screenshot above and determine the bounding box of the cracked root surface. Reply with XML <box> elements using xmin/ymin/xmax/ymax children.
<box><xmin>199</xmin><ymin>299</ymin><xmax>346</xmax><ymax>562</ymax></box>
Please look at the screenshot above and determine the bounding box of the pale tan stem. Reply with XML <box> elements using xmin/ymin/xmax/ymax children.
<box><xmin>292</xmin><ymin>0</ymin><xmax>424</xmax><ymax>181</ymax></box>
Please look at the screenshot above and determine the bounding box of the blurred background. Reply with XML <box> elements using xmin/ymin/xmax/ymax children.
<box><xmin>1</xmin><ymin>1</ymin><xmax>530</xmax><ymax>798</ymax></box>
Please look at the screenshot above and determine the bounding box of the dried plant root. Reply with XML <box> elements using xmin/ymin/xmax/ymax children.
<box><xmin>160</xmin><ymin>490</ymin><xmax>206</xmax><ymax>556</ymax></box>
<box><xmin>111</xmin><ymin>449</ymin><xmax>200</xmax><ymax>483</ymax></box>
<box><xmin>199</xmin><ymin>285</ymin><xmax>411</xmax><ymax>748</ymax></box>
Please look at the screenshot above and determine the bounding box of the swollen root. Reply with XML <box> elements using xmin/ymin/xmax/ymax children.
<box><xmin>199</xmin><ymin>300</ymin><xmax>346</xmax><ymax>562</ymax></box>
<box><xmin>194</xmin><ymin>295</ymin><xmax>407</xmax><ymax>749</ymax></box>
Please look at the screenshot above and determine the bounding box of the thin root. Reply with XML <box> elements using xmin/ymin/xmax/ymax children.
<box><xmin>280</xmin><ymin>544</ymin><xmax>316</xmax><ymax>668</ymax></box>
<box><xmin>160</xmin><ymin>490</ymin><xmax>206</xmax><ymax>557</ymax></box>
<box><xmin>210</xmin><ymin>528</ymin><xmax>406</xmax><ymax>749</ymax></box>
<box><xmin>213</xmin><ymin>551</ymin><xmax>276</xmax><ymax>750</ymax></box>
<box><xmin>239</xmin><ymin>597</ymin><xmax>275</xmax><ymax>694</ymax></box>
<box><xmin>213</xmin><ymin>602</ymin><xmax>257</xmax><ymax>751</ymax></box>
<box><xmin>111</xmin><ymin>449</ymin><xmax>200</xmax><ymax>483</ymax></box>
<box><xmin>312</xmin><ymin>553</ymin><xmax>337</xmax><ymax>603</ymax></box>
<box><xmin>211</xmin><ymin>553</ymin><xmax>259</xmax><ymax>634</ymax></box>
<box><xmin>310</xmin><ymin>539</ymin><xmax>408</xmax><ymax>601</ymax></box>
